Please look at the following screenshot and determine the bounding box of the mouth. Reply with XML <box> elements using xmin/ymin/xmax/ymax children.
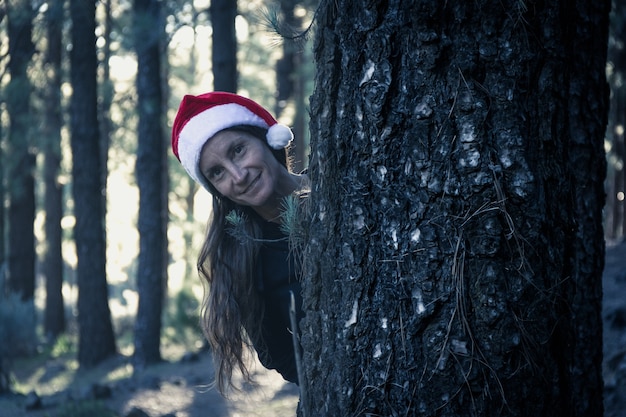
<box><xmin>241</xmin><ymin>173</ymin><xmax>261</xmax><ymax>195</ymax></box>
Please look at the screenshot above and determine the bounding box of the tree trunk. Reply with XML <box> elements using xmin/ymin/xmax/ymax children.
<box><xmin>0</xmin><ymin>68</ymin><xmax>5</xmax><ymax>393</ymax></box>
<box><xmin>275</xmin><ymin>0</ymin><xmax>298</xmax><ymax>118</ymax></box>
<box><xmin>100</xmin><ymin>0</ymin><xmax>113</xmax><ymax>234</ymax></box>
<box><xmin>607</xmin><ymin>0</ymin><xmax>626</xmax><ymax>240</ymax></box>
<box><xmin>181</xmin><ymin>4</ymin><xmax>200</xmax><ymax>282</ymax></box>
<box><xmin>0</xmin><ymin>117</ymin><xmax>5</xmax><ymax>295</ymax></box>
<box><xmin>302</xmin><ymin>1</ymin><xmax>608</xmax><ymax>416</ymax></box>
<box><xmin>275</xmin><ymin>0</ymin><xmax>307</xmax><ymax>172</ymax></box>
<box><xmin>69</xmin><ymin>0</ymin><xmax>117</xmax><ymax>368</ymax></box>
<box><xmin>133</xmin><ymin>0</ymin><xmax>166</xmax><ymax>368</ymax></box>
<box><xmin>42</xmin><ymin>0</ymin><xmax>66</xmax><ymax>340</ymax></box>
<box><xmin>6</xmin><ymin>0</ymin><xmax>36</xmax><ymax>302</ymax></box>
<box><xmin>210</xmin><ymin>0</ymin><xmax>237</xmax><ymax>92</ymax></box>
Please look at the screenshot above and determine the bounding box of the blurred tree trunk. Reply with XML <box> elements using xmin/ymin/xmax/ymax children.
<box><xmin>211</xmin><ymin>0</ymin><xmax>237</xmax><ymax>92</ymax></box>
<box><xmin>0</xmin><ymin>0</ymin><xmax>4</xmax><ymax>294</ymax></box>
<box><xmin>302</xmin><ymin>1</ymin><xmax>608</xmax><ymax>416</ymax></box>
<box><xmin>69</xmin><ymin>0</ymin><xmax>117</xmax><ymax>368</ymax></box>
<box><xmin>0</xmin><ymin>120</ymin><xmax>5</xmax><ymax>295</ymax></box>
<box><xmin>42</xmin><ymin>0</ymin><xmax>66</xmax><ymax>340</ymax></box>
<box><xmin>607</xmin><ymin>0</ymin><xmax>626</xmax><ymax>240</ymax></box>
<box><xmin>0</xmin><ymin>14</ymin><xmax>4</xmax><ymax>395</ymax></box>
<box><xmin>6</xmin><ymin>0</ymin><xmax>35</xmax><ymax>302</ymax></box>
<box><xmin>133</xmin><ymin>0</ymin><xmax>167</xmax><ymax>368</ymax></box>
<box><xmin>275</xmin><ymin>0</ymin><xmax>306</xmax><ymax>171</ymax></box>
<box><xmin>275</xmin><ymin>0</ymin><xmax>298</xmax><ymax>117</ymax></box>
<box><xmin>99</xmin><ymin>0</ymin><xmax>113</xmax><ymax>229</ymax></box>
<box><xmin>0</xmin><ymin>11</ymin><xmax>6</xmax><ymax>385</ymax></box>
<box><xmin>183</xmin><ymin>6</ymin><xmax>200</xmax><ymax>282</ymax></box>
<box><xmin>608</xmin><ymin>93</ymin><xmax>625</xmax><ymax>237</ymax></box>
<box><xmin>98</xmin><ymin>0</ymin><xmax>115</xmax><ymax>221</ymax></box>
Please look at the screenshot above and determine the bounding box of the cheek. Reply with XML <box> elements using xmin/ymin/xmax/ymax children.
<box><xmin>210</xmin><ymin>181</ymin><xmax>229</xmax><ymax>197</ymax></box>
<box><xmin>267</xmin><ymin>158</ymin><xmax>284</xmax><ymax>178</ymax></box>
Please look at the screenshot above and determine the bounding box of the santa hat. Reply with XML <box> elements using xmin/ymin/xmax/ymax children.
<box><xmin>171</xmin><ymin>91</ymin><xmax>293</xmax><ymax>191</ymax></box>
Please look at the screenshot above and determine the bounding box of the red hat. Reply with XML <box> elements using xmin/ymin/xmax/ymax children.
<box><xmin>171</xmin><ymin>91</ymin><xmax>293</xmax><ymax>191</ymax></box>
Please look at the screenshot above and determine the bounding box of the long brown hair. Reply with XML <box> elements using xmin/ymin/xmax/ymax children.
<box><xmin>196</xmin><ymin>125</ymin><xmax>289</xmax><ymax>395</ymax></box>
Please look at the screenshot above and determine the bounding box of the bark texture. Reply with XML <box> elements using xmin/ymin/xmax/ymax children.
<box><xmin>302</xmin><ymin>1</ymin><xmax>608</xmax><ymax>416</ymax></box>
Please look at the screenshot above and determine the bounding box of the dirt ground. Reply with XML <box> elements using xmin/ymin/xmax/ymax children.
<box><xmin>104</xmin><ymin>355</ymin><xmax>300</xmax><ymax>417</ymax></box>
<box><xmin>2</xmin><ymin>240</ymin><xmax>626</xmax><ymax>417</ymax></box>
<box><xmin>1</xmin><ymin>350</ymin><xmax>300</xmax><ymax>417</ymax></box>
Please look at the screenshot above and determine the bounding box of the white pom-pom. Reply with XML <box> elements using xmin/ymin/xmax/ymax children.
<box><xmin>267</xmin><ymin>124</ymin><xmax>293</xmax><ymax>149</ymax></box>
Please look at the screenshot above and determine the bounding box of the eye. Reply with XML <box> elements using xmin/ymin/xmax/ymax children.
<box><xmin>207</xmin><ymin>166</ymin><xmax>224</xmax><ymax>181</ymax></box>
<box><xmin>233</xmin><ymin>144</ymin><xmax>244</xmax><ymax>155</ymax></box>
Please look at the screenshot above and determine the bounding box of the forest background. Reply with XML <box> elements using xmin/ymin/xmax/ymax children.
<box><xmin>0</xmin><ymin>0</ymin><xmax>314</xmax><ymax>415</ymax></box>
<box><xmin>0</xmin><ymin>0</ymin><xmax>625</xmax><ymax>416</ymax></box>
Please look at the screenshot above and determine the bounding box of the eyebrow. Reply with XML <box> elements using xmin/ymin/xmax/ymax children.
<box><xmin>202</xmin><ymin>136</ymin><xmax>247</xmax><ymax>176</ymax></box>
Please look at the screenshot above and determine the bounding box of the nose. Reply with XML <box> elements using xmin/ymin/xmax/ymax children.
<box><xmin>228</xmin><ymin>163</ymin><xmax>247</xmax><ymax>185</ymax></box>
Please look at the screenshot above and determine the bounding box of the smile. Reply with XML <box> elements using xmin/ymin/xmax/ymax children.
<box><xmin>241</xmin><ymin>173</ymin><xmax>261</xmax><ymax>195</ymax></box>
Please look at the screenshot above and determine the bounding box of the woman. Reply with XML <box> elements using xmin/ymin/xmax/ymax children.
<box><xmin>171</xmin><ymin>91</ymin><xmax>307</xmax><ymax>395</ymax></box>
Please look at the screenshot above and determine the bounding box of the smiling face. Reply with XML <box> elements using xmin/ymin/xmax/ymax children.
<box><xmin>199</xmin><ymin>129</ymin><xmax>288</xmax><ymax>212</ymax></box>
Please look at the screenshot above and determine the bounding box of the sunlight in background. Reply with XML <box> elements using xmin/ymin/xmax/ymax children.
<box><xmin>170</xmin><ymin>25</ymin><xmax>212</xmax><ymax>93</ymax></box>
<box><xmin>236</xmin><ymin>15</ymin><xmax>249</xmax><ymax>42</ymax></box>
<box><xmin>193</xmin><ymin>0</ymin><xmax>210</xmax><ymax>10</ymax></box>
<box><xmin>193</xmin><ymin>189</ymin><xmax>212</xmax><ymax>223</ymax></box>
<box><xmin>109</xmin><ymin>55</ymin><xmax>137</xmax><ymax>83</ymax></box>
<box><xmin>41</xmin><ymin>1</ymin><xmax>288</xmax><ymax>321</ymax></box>
<box><xmin>107</xmin><ymin>167</ymin><xmax>139</xmax><ymax>287</ymax></box>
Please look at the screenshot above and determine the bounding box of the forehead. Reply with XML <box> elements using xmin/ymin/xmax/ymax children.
<box><xmin>199</xmin><ymin>129</ymin><xmax>260</xmax><ymax>166</ymax></box>
<box><xmin>201</xmin><ymin>129</ymin><xmax>240</xmax><ymax>157</ymax></box>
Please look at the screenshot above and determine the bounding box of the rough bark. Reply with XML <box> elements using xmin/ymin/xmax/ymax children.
<box><xmin>133</xmin><ymin>0</ymin><xmax>167</xmax><ymax>368</ymax></box>
<box><xmin>42</xmin><ymin>0</ymin><xmax>66</xmax><ymax>340</ymax></box>
<box><xmin>69</xmin><ymin>0</ymin><xmax>117</xmax><ymax>368</ymax></box>
<box><xmin>302</xmin><ymin>1</ymin><xmax>608</xmax><ymax>416</ymax></box>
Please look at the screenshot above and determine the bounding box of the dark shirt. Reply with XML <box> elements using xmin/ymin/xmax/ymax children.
<box><xmin>252</xmin><ymin>219</ymin><xmax>304</xmax><ymax>384</ymax></box>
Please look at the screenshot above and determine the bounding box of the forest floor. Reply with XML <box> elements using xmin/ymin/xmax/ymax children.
<box><xmin>1</xmin><ymin>239</ymin><xmax>626</xmax><ymax>417</ymax></box>
<box><xmin>1</xmin><ymin>345</ymin><xmax>300</xmax><ymax>417</ymax></box>
<box><xmin>0</xmin><ymin>342</ymin><xmax>299</xmax><ymax>417</ymax></box>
